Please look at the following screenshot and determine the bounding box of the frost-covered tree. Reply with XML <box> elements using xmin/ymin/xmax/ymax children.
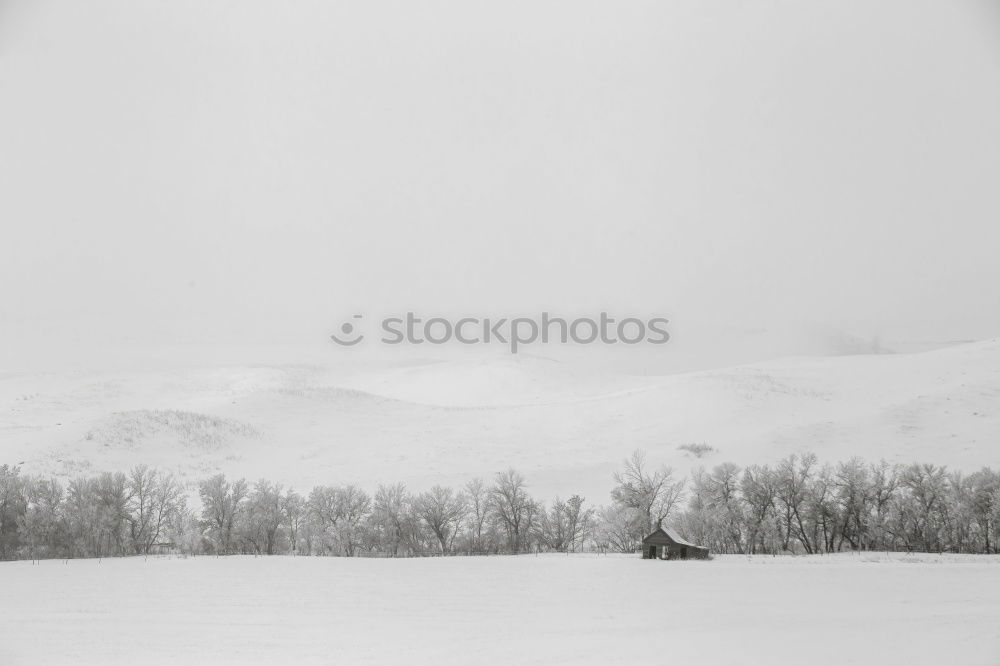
<box><xmin>308</xmin><ymin>484</ymin><xmax>370</xmax><ymax>556</ymax></box>
<box><xmin>199</xmin><ymin>475</ymin><xmax>248</xmax><ymax>555</ymax></box>
<box><xmin>611</xmin><ymin>450</ymin><xmax>686</xmax><ymax>536</ymax></box>
<box><xmin>126</xmin><ymin>465</ymin><xmax>183</xmax><ymax>555</ymax></box>
<box><xmin>0</xmin><ymin>465</ymin><xmax>27</xmax><ymax>559</ymax></box>
<box><xmin>490</xmin><ymin>469</ymin><xmax>537</xmax><ymax>553</ymax></box>
<box><xmin>414</xmin><ymin>486</ymin><xmax>467</xmax><ymax>554</ymax></box>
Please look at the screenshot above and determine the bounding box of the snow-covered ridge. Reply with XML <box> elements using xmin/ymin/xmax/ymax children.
<box><xmin>1</xmin><ymin>340</ymin><xmax>998</xmax><ymax>498</ymax></box>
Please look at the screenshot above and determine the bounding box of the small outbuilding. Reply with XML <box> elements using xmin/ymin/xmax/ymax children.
<box><xmin>642</xmin><ymin>525</ymin><xmax>709</xmax><ymax>560</ymax></box>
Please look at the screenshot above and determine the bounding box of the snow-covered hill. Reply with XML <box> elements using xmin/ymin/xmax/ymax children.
<box><xmin>2</xmin><ymin>340</ymin><xmax>998</xmax><ymax>500</ymax></box>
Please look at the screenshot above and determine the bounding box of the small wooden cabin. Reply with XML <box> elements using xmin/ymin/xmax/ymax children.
<box><xmin>642</xmin><ymin>526</ymin><xmax>709</xmax><ymax>560</ymax></box>
<box><xmin>148</xmin><ymin>541</ymin><xmax>179</xmax><ymax>556</ymax></box>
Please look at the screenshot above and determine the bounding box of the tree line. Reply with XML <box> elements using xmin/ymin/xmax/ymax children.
<box><xmin>0</xmin><ymin>451</ymin><xmax>998</xmax><ymax>561</ymax></box>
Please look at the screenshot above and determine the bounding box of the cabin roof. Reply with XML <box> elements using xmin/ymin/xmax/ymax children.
<box><xmin>643</xmin><ymin>525</ymin><xmax>704</xmax><ymax>548</ymax></box>
<box><xmin>661</xmin><ymin>526</ymin><xmax>696</xmax><ymax>547</ymax></box>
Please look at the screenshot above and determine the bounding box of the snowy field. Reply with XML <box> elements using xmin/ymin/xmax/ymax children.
<box><xmin>2</xmin><ymin>553</ymin><xmax>999</xmax><ymax>665</ymax></box>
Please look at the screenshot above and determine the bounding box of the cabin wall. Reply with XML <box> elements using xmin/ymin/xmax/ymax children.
<box><xmin>641</xmin><ymin>542</ymin><xmax>710</xmax><ymax>560</ymax></box>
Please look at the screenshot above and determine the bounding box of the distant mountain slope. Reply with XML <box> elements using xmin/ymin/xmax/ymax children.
<box><xmin>1</xmin><ymin>340</ymin><xmax>998</xmax><ymax>499</ymax></box>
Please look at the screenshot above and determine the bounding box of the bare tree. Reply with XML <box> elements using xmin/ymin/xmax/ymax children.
<box><xmin>594</xmin><ymin>504</ymin><xmax>642</xmax><ymax>553</ymax></box>
<box><xmin>464</xmin><ymin>478</ymin><xmax>489</xmax><ymax>553</ymax></box>
<box><xmin>198</xmin><ymin>475</ymin><xmax>248</xmax><ymax>555</ymax></box>
<box><xmin>372</xmin><ymin>483</ymin><xmax>413</xmax><ymax>556</ymax></box>
<box><xmin>900</xmin><ymin>463</ymin><xmax>949</xmax><ymax>552</ymax></box>
<box><xmin>126</xmin><ymin>466</ymin><xmax>183</xmax><ymax>554</ymax></box>
<box><xmin>18</xmin><ymin>478</ymin><xmax>65</xmax><ymax>560</ymax></box>
<box><xmin>775</xmin><ymin>453</ymin><xmax>817</xmax><ymax>553</ymax></box>
<box><xmin>282</xmin><ymin>489</ymin><xmax>305</xmax><ymax>555</ymax></box>
<box><xmin>969</xmin><ymin>468</ymin><xmax>999</xmax><ymax>553</ymax></box>
<box><xmin>490</xmin><ymin>469</ymin><xmax>535</xmax><ymax>553</ymax></box>
<box><xmin>244</xmin><ymin>480</ymin><xmax>284</xmax><ymax>555</ymax></box>
<box><xmin>611</xmin><ymin>450</ymin><xmax>686</xmax><ymax>535</ymax></box>
<box><xmin>564</xmin><ymin>495</ymin><xmax>594</xmax><ymax>552</ymax></box>
<box><xmin>539</xmin><ymin>495</ymin><xmax>593</xmax><ymax>552</ymax></box>
<box><xmin>741</xmin><ymin>465</ymin><xmax>776</xmax><ymax>554</ymax></box>
<box><xmin>308</xmin><ymin>484</ymin><xmax>370</xmax><ymax>556</ymax></box>
<box><xmin>414</xmin><ymin>486</ymin><xmax>468</xmax><ymax>554</ymax></box>
<box><xmin>0</xmin><ymin>465</ymin><xmax>27</xmax><ymax>559</ymax></box>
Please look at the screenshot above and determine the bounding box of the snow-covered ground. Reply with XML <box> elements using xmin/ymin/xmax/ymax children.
<box><xmin>2</xmin><ymin>340</ymin><xmax>999</xmax><ymax>500</ymax></box>
<box><xmin>1</xmin><ymin>553</ymin><xmax>998</xmax><ymax>665</ymax></box>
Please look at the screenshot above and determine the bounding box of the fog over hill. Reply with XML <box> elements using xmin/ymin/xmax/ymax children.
<box><xmin>3</xmin><ymin>0</ymin><xmax>1000</xmax><ymax>375</ymax></box>
<box><xmin>1</xmin><ymin>0</ymin><xmax>999</xmax><ymax>501</ymax></box>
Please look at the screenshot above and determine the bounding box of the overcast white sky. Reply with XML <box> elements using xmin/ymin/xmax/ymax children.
<box><xmin>2</xmin><ymin>0</ymin><xmax>999</xmax><ymax>372</ymax></box>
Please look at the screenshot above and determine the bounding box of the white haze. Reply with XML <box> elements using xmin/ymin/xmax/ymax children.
<box><xmin>2</xmin><ymin>0</ymin><xmax>1000</xmax><ymax>373</ymax></box>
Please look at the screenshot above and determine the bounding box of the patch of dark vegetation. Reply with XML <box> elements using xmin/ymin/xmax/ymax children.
<box><xmin>678</xmin><ymin>442</ymin><xmax>716</xmax><ymax>458</ymax></box>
